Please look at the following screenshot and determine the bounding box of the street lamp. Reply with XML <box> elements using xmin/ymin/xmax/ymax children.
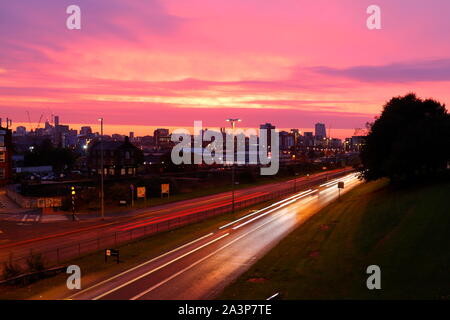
<box><xmin>226</xmin><ymin>118</ymin><xmax>241</xmax><ymax>131</ymax></box>
<box><xmin>226</xmin><ymin>118</ymin><xmax>241</xmax><ymax>214</ymax></box>
<box><xmin>98</xmin><ymin>118</ymin><xmax>105</xmax><ymax>220</ymax></box>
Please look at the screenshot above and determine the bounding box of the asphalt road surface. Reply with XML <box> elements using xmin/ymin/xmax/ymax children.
<box><xmin>68</xmin><ymin>172</ymin><xmax>361</xmax><ymax>300</ymax></box>
<box><xmin>0</xmin><ymin>168</ymin><xmax>352</xmax><ymax>267</ymax></box>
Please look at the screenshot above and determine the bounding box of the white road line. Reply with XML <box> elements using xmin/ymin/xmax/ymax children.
<box><xmin>92</xmin><ymin>232</ymin><xmax>230</xmax><ymax>300</ymax></box>
<box><xmin>267</xmin><ymin>292</ymin><xmax>280</xmax><ymax>300</ymax></box>
<box><xmin>131</xmin><ymin>199</ymin><xmax>305</xmax><ymax>300</ymax></box>
<box><xmin>218</xmin><ymin>190</ymin><xmax>313</xmax><ymax>230</ymax></box>
<box><xmin>68</xmin><ymin>232</ymin><xmax>214</xmax><ymax>299</ymax></box>
<box><xmin>232</xmin><ymin>189</ymin><xmax>318</xmax><ymax>230</ymax></box>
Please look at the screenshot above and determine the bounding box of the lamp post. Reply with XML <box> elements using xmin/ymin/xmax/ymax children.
<box><xmin>226</xmin><ymin>118</ymin><xmax>241</xmax><ymax>214</ymax></box>
<box><xmin>99</xmin><ymin>118</ymin><xmax>105</xmax><ymax>220</ymax></box>
<box><xmin>294</xmin><ymin>172</ymin><xmax>299</xmax><ymax>192</ymax></box>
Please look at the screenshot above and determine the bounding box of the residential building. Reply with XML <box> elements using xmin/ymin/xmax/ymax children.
<box><xmin>0</xmin><ymin>121</ymin><xmax>13</xmax><ymax>186</ymax></box>
<box><xmin>87</xmin><ymin>137</ymin><xmax>143</xmax><ymax>177</ymax></box>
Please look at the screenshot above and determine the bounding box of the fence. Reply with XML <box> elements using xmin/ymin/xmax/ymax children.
<box><xmin>0</xmin><ymin>169</ymin><xmax>353</xmax><ymax>276</ymax></box>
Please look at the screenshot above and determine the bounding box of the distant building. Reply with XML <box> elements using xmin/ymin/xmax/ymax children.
<box><xmin>259</xmin><ymin>123</ymin><xmax>276</xmax><ymax>152</ymax></box>
<box><xmin>87</xmin><ymin>137</ymin><xmax>143</xmax><ymax>177</ymax></box>
<box><xmin>80</xmin><ymin>126</ymin><xmax>92</xmax><ymax>136</ymax></box>
<box><xmin>303</xmin><ymin>132</ymin><xmax>314</xmax><ymax>147</ymax></box>
<box><xmin>279</xmin><ymin>131</ymin><xmax>294</xmax><ymax>150</ymax></box>
<box><xmin>315</xmin><ymin>123</ymin><xmax>326</xmax><ymax>139</ymax></box>
<box><xmin>0</xmin><ymin>123</ymin><xmax>13</xmax><ymax>186</ymax></box>
<box><xmin>351</xmin><ymin>136</ymin><xmax>366</xmax><ymax>151</ymax></box>
<box><xmin>111</xmin><ymin>134</ymin><xmax>125</xmax><ymax>141</ymax></box>
<box><xmin>15</xmin><ymin>126</ymin><xmax>27</xmax><ymax>136</ymax></box>
<box><xmin>154</xmin><ymin>128</ymin><xmax>171</xmax><ymax>149</ymax></box>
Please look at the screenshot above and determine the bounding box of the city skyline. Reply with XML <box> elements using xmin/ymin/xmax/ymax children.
<box><xmin>8</xmin><ymin>120</ymin><xmax>357</xmax><ymax>140</ymax></box>
<box><xmin>1</xmin><ymin>1</ymin><xmax>450</xmax><ymax>134</ymax></box>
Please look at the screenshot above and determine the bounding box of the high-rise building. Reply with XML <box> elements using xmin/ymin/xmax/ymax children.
<box><xmin>303</xmin><ymin>132</ymin><xmax>314</xmax><ymax>147</ymax></box>
<box><xmin>80</xmin><ymin>126</ymin><xmax>93</xmax><ymax>136</ymax></box>
<box><xmin>315</xmin><ymin>123</ymin><xmax>326</xmax><ymax>139</ymax></box>
<box><xmin>259</xmin><ymin>123</ymin><xmax>276</xmax><ymax>151</ymax></box>
<box><xmin>54</xmin><ymin>115</ymin><xmax>60</xmax><ymax>127</ymax></box>
<box><xmin>154</xmin><ymin>128</ymin><xmax>171</xmax><ymax>149</ymax></box>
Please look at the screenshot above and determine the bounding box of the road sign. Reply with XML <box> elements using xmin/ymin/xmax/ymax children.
<box><xmin>161</xmin><ymin>184</ymin><xmax>170</xmax><ymax>198</ymax></box>
<box><xmin>137</xmin><ymin>186</ymin><xmax>146</xmax><ymax>198</ymax></box>
<box><xmin>105</xmin><ymin>249</ymin><xmax>120</xmax><ymax>263</ymax></box>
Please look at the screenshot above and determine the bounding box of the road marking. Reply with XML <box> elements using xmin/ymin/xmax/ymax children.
<box><xmin>68</xmin><ymin>232</ymin><xmax>215</xmax><ymax>299</ymax></box>
<box><xmin>218</xmin><ymin>189</ymin><xmax>313</xmax><ymax>230</ymax></box>
<box><xmin>92</xmin><ymin>232</ymin><xmax>230</xmax><ymax>300</ymax></box>
<box><xmin>267</xmin><ymin>292</ymin><xmax>280</xmax><ymax>300</ymax></box>
<box><xmin>130</xmin><ymin>201</ymin><xmax>301</xmax><ymax>300</ymax></box>
<box><xmin>232</xmin><ymin>189</ymin><xmax>318</xmax><ymax>230</ymax></box>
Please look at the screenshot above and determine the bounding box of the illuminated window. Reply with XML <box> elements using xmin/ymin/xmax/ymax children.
<box><xmin>0</xmin><ymin>152</ymin><xmax>4</xmax><ymax>162</ymax></box>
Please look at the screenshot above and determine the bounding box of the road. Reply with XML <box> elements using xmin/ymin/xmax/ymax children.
<box><xmin>0</xmin><ymin>168</ymin><xmax>352</xmax><ymax>267</ymax></box>
<box><xmin>68</xmin><ymin>172</ymin><xmax>361</xmax><ymax>300</ymax></box>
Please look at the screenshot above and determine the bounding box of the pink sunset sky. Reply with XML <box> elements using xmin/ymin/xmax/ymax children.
<box><xmin>1</xmin><ymin>0</ymin><xmax>450</xmax><ymax>138</ymax></box>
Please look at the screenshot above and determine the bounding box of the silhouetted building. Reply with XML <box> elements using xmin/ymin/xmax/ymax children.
<box><xmin>259</xmin><ymin>123</ymin><xmax>276</xmax><ymax>152</ymax></box>
<box><xmin>154</xmin><ymin>128</ymin><xmax>171</xmax><ymax>149</ymax></box>
<box><xmin>315</xmin><ymin>123</ymin><xmax>326</xmax><ymax>139</ymax></box>
<box><xmin>80</xmin><ymin>126</ymin><xmax>92</xmax><ymax>136</ymax></box>
<box><xmin>0</xmin><ymin>122</ymin><xmax>13</xmax><ymax>186</ymax></box>
<box><xmin>303</xmin><ymin>132</ymin><xmax>314</xmax><ymax>147</ymax></box>
<box><xmin>87</xmin><ymin>137</ymin><xmax>143</xmax><ymax>177</ymax></box>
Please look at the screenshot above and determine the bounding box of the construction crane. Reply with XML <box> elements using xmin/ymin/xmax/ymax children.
<box><xmin>25</xmin><ymin>111</ymin><xmax>44</xmax><ymax>131</ymax></box>
<box><xmin>36</xmin><ymin>114</ymin><xmax>44</xmax><ymax>129</ymax></box>
<box><xmin>26</xmin><ymin>111</ymin><xmax>33</xmax><ymax>131</ymax></box>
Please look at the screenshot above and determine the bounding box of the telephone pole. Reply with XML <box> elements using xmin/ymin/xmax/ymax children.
<box><xmin>99</xmin><ymin>118</ymin><xmax>105</xmax><ymax>220</ymax></box>
<box><xmin>226</xmin><ymin>118</ymin><xmax>241</xmax><ymax>214</ymax></box>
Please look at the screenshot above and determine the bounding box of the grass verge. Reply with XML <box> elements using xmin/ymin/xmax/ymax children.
<box><xmin>0</xmin><ymin>199</ymin><xmax>275</xmax><ymax>300</ymax></box>
<box><xmin>219</xmin><ymin>179</ymin><xmax>450</xmax><ymax>300</ymax></box>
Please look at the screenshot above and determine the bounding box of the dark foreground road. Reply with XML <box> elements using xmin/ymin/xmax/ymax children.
<box><xmin>0</xmin><ymin>168</ymin><xmax>351</xmax><ymax>266</ymax></box>
<box><xmin>68</xmin><ymin>172</ymin><xmax>361</xmax><ymax>300</ymax></box>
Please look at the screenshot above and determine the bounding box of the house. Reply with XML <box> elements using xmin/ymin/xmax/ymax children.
<box><xmin>87</xmin><ymin>137</ymin><xmax>143</xmax><ymax>177</ymax></box>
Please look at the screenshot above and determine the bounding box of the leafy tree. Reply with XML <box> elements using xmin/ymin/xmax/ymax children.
<box><xmin>360</xmin><ymin>93</ymin><xmax>450</xmax><ymax>182</ymax></box>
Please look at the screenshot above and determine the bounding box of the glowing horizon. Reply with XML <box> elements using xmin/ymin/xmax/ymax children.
<box><xmin>1</xmin><ymin>1</ymin><xmax>450</xmax><ymax>133</ymax></box>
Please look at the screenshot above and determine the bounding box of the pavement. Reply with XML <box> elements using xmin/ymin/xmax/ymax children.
<box><xmin>67</xmin><ymin>172</ymin><xmax>361</xmax><ymax>300</ymax></box>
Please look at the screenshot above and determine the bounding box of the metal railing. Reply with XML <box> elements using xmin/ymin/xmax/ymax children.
<box><xmin>0</xmin><ymin>169</ymin><xmax>353</xmax><ymax>276</ymax></box>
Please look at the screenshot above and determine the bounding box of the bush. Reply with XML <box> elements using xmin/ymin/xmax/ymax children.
<box><xmin>26</xmin><ymin>252</ymin><xmax>46</xmax><ymax>272</ymax></box>
<box><xmin>2</xmin><ymin>261</ymin><xmax>22</xmax><ymax>280</ymax></box>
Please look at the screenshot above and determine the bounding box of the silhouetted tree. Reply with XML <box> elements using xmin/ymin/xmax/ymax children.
<box><xmin>24</xmin><ymin>139</ymin><xmax>77</xmax><ymax>172</ymax></box>
<box><xmin>360</xmin><ymin>93</ymin><xmax>450</xmax><ymax>182</ymax></box>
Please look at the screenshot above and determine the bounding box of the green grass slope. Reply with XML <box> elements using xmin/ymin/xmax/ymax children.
<box><xmin>219</xmin><ymin>179</ymin><xmax>450</xmax><ymax>300</ymax></box>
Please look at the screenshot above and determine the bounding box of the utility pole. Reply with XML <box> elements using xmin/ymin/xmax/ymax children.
<box><xmin>226</xmin><ymin>118</ymin><xmax>241</xmax><ymax>214</ymax></box>
<box><xmin>99</xmin><ymin>118</ymin><xmax>105</xmax><ymax>220</ymax></box>
<box><xmin>71</xmin><ymin>186</ymin><xmax>76</xmax><ymax>221</ymax></box>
